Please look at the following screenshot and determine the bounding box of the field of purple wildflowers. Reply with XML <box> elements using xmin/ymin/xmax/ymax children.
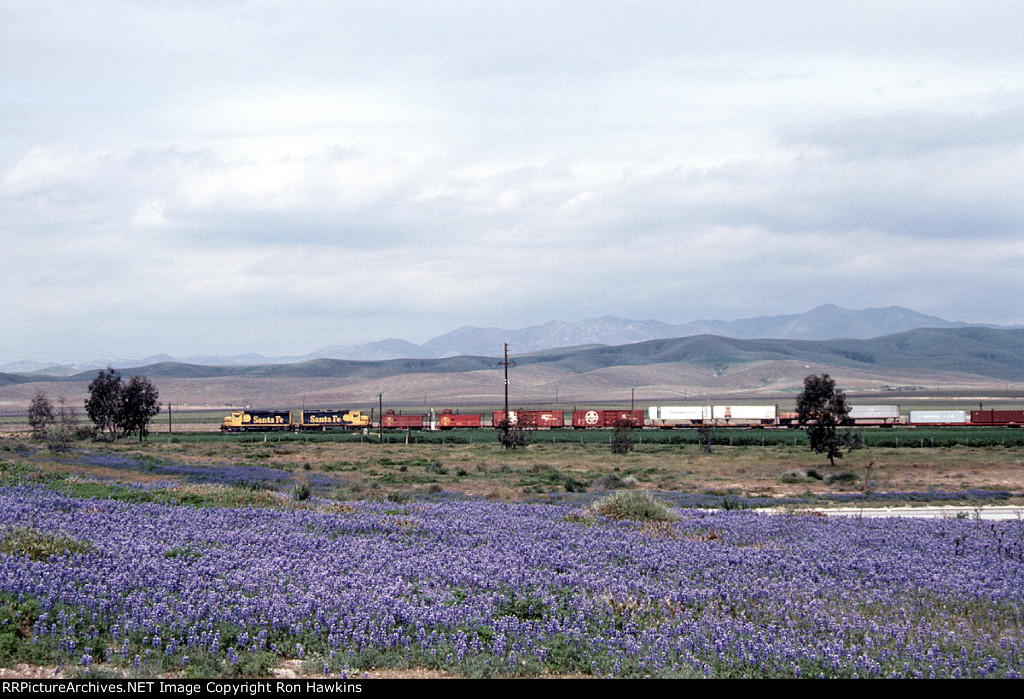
<box><xmin>2</xmin><ymin>482</ymin><xmax>1023</xmax><ymax>678</ymax></box>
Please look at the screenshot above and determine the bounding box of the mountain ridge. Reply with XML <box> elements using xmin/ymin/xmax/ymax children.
<box><xmin>311</xmin><ymin>304</ymin><xmax>986</xmax><ymax>362</ymax></box>
<box><xmin>2</xmin><ymin>305</ymin><xmax>1014</xmax><ymax>374</ymax></box>
<box><xmin>6</xmin><ymin>326</ymin><xmax>1024</xmax><ymax>385</ymax></box>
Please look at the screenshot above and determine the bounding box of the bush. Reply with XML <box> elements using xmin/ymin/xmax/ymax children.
<box><xmin>0</xmin><ymin>526</ymin><xmax>95</xmax><ymax>560</ymax></box>
<box><xmin>562</xmin><ymin>475</ymin><xmax>588</xmax><ymax>493</ymax></box>
<box><xmin>27</xmin><ymin>391</ymin><xmax>54</xmax><ymax>440</ymax></box>
<box><xmin>591</xmin><ymin>473</ymin><xmax>640</xmax><ymax>491</ymax></box>
<box><xmin>0</xmin><ymin>593</ymin><xmax>41</xmax><ymax>662</ymax></box>
<box><xmin>825</xmin><ymin>472</ymin><xmax>860</xmax><ymax>486</ymax></box>
<box><xmin>611</xmin><ymin>423</ymin><xmax>634</xmax><ymax>454</ymax></box>
<box><xmin>780</xmin><ymin>468</ymin><xmax>824</xmax><ymax>484</ymax></box>
<box><xmin>591</xmin><ymin>473</ymin><xmax>624</xmax><ymax>490</ymax></box>
<box><xmin>592</xmin><ymin>490</ymin><xmax>678</xmax><ymax>522</ymax></box>
<box><xmin>497</xmin><ymin>419</ymin><xmax>528</xmax><ymax>450</ymax></box>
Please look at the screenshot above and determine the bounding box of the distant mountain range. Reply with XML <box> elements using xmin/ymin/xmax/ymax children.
<box><xmin>0</xmin><ymin>305</ymin><xmax>1015</xmax><ymax>375</ymax></box>
<box><xmin>5</xmin><ymin>326</ymin><xmax>1024</xmax><ymax>389</ymax></box>
<box><xmin>311</xmin><ymin>304</ymin><xmax>981</xmax><ymax>361</ymax></box>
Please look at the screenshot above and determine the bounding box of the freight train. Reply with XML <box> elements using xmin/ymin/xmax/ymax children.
<box><xmin>221</xmin><ymin>404</ymin><xmax>1024</xmax><ymax>432</ymax></box>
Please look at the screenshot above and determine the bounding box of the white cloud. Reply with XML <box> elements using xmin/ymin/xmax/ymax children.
<box><xmin>3</xmin><ymin>1</ymin><xmax>1024</xmax><ymax>361</ymax></box>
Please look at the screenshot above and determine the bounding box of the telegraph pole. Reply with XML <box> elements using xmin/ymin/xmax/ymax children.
<box><xmin>499</xmin><ymin>343</ymin><xmax>516</xmax><ymax>418</ymax></box>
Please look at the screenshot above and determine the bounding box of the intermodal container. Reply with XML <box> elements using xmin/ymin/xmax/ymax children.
<box><xmin>970</xmin><ymin>410</ymin><xmax>1024</xmax><ymax>426</ymax></box>
<box><xmin>848</xmin><ymin>405</ymin><xmax>901</xmax><ymax>420</ymax></box>
<box><xmin>909</xmin><ymin>410</ymin><xmax>967</xmax><ymax>424</ymax></box>
<box><xmin>647</xmin><ymin>406</ymin><xmax>711</xmax><ymax>424</ymax></box>
<box><xmin>711</xmin><ymin>405</ymin><xmax>777</xmax><ymax>422</ymax></box>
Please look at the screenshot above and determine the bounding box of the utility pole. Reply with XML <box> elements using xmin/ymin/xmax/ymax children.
<box><xmin>498</xmin><ymin>343</ymin><xmax>516</xmax><ymax>419</ymax></box>
<box><xmin>378</xmin><ymin>392</ymin><xmax>383</xmax><ymax>443</ymax></box>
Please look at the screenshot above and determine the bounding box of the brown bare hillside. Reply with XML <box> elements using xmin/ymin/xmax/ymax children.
<box><xmin>0</xmin><ymin>361</ymin><xmax>1018</xmax><ymax>413</ymax></box>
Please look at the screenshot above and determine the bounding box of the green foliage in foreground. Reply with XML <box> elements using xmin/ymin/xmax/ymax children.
<box><xmin>0</xmin><ymin>526</ymin><xmax>95</xmax><ymax>561</ymax></box>
<box><xmin>591</xmin><ymin>490</ymin><xmax>679</xmax><ymax>522</ymax></box>
<box><xmin>0</xmin><ymin>593</ymin><xmax>42</xmax><ymax>663</ymax></box>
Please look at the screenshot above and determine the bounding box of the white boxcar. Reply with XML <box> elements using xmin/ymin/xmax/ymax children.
<box><xmin>711</xmin><ymin>405</ymin><xmax>777</xmax><ymax>422</ymax></box>
<box><xmin>908</xmin><ymin>410</ymin><xmax>967</xmax><ymax>424</ymax></box>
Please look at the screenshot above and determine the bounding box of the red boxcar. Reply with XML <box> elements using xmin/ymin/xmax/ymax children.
<box><xmin>381</xmin><ymin>410</ymin><xmax>424</xmax><ymax>429</ymax></box>
<box><xmin>572</xmin><ymin>409</ymin><xmax>644</xmax><ymax>429</ymax></box>
<box><xmin>437</xmin><ymin>410</ymin><xmax>483</xmax><ymax>429</ymax></box>
<box><xmin>970</xmin><ymin>410</ymin><xmax>1024</xmax><ymax>426</ymax></box>
<box><xmin>492</xmin><ymin>410</ymin><xmax>564</xmax><ymax>428</ymax></box>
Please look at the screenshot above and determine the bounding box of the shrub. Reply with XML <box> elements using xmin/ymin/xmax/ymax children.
<box><xmin>0</xmin><ymin>592</ymin><xmax>42</xmax><ymax>662</ymax></box>
<box><xmin>592</xmin><ymin>490</ymin><xmax>678</xmax><ymax>522</ymax></box>
<box><xmin>562</xmin><ymin>476</ymin><xmax>588</xmax><ymax>493</ymax></box>
<box><xmin>497</xmin><ymin>419</ymin><xmax>528</xmax><ymax>450</ymax></box>
<box><xmin>0</xmin><ymin>526</ymin><xmax>95</xmax><ymax>560</ymax></box>
<box><xmin>591</xmin><ymin>473</ymin><xmax>625</xmax><ymax>490</ymax></box>
<box><xmin>591</xmin><ymin>473</ymin><xmax>640</xmax><ymax>491</ymax></box>
<box><xmin>825</xmin><ymin>472</ymin><xmax>860</xmax><ymax>486</ymax></box>
<box><xmin>722</xmin><ymin>495</ymin><xmax>747</xmax><ymax>510</ymax></box>
<box><xmin>27</xmin><ymin>391</ymin><xmax>54</xmax><ymax>440</ymax></box>
<box><xmin>425</xmin><ymin>461</ymin><xmax>447</xmax><ymax>475</ymax></box>
<box><xmin>780</xmin><ymin>469</ymin><xmax>824</xmax><ymax>484</ymax></box>
<box><xmin>611</xmin><ymin>421</ymin><xmax>634</xmax><ymax>454</ymax></box>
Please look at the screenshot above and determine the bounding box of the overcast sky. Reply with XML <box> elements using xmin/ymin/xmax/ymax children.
<box><xmin>3</xmin><ymin>1</ymin><xmax>1023</xmax><ymax>363</ymax></box>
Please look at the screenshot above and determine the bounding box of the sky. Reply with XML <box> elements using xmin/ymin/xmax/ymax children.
<box><xmin>3</xmin><ymin>1</ymin><xmax>1023</xmax><ymax>363</ymax></box>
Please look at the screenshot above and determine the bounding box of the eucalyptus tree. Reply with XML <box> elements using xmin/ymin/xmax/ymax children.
<box><xmin>796</xmin><ymin>373</ymin><xmax>850</xmax><ymax>466</ymax></box>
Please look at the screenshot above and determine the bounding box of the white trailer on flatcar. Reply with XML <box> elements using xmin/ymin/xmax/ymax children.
<box><xmin>711</xmin><ymin>405</ymin><xmax>777</xmax><ymax>425</ymax></box>
<box><xmin>908</xmin><ymin>410</ymin><xmax>967</xmax><ymax>425</ymax></box>
<box><xmin>847</xmin><ymin>405</ymin><xmax>903</xmax><ymax>426</ymax></box>
<box><xmin>647</xmin><ymin>406</ymin><xmax>711</xmax><ymax>427</ymax></box>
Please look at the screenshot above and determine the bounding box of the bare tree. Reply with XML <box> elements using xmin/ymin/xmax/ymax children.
<box><xmin>497</xmin><ymin>416</ymin><xmax>528</xmax><ymax>450</ymax></box>
<box><xmin>611</xmin><ymin>417</ymin><xmax>635</xmax><ymax>454</ymax></box>
<box><xmin>28</xmin><ymin>390</ymin><xmax>54</xmax><ymax>439</ymax></box>
<box><xmin>696</xmin><ymin>422</ymin><xmax>715</xmax><ymax>453</ymax></box>
<box><xmin>47</xmin><ymin>396</ymin><xmax>78</xmax><ymax>452</ymax></box>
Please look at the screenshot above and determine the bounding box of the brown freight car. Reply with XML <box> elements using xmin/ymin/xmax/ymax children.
<box><xmin>381</xmin><ymin>410</ymin><xmax>425</xmax><ymax>429</ymax></box>
<box><xmin>571</xmin><ymin>409</ymin><xmax>644</xmax><ymax>429</ymax></box>
<box><xmin>492</xmin><ymin>410</ymin><xmax>564</xmax><ymax>428</ymax></box>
